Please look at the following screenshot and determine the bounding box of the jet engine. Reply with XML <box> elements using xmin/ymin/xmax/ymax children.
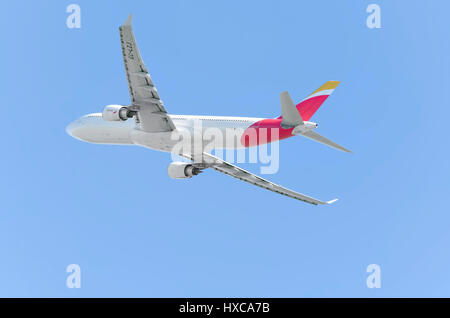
<box><xmin>167</xmin><ymin>162</ymin><xmax>201</xmax><ymax>179</ymax></box>
<box><xmin>102</xmin><ymin>105</ymin><xmax>135</xmax><ymax>121</ymax></box>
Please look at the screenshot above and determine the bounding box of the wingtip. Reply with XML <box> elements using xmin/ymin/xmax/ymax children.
<box><xmin>123</xmin><ymin>14</ymin><xmax>133</xmax><ymax>26</ymax></box>
<box><xmin>326</xmin><ymin>198</ymin><xmax>339</xmax><ymax>204</ymax></box>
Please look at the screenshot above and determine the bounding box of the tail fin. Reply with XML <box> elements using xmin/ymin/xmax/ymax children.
<box><xmin>296</xmin><ymin>81</ymin><xmax>340</xmax><ymax>121</ymax></box>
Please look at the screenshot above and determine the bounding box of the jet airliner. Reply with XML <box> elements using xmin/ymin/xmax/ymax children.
<box><xmin>66</xmin><ymin>15</ymin><xmax>351</xmax><ymax>205</ymax></box>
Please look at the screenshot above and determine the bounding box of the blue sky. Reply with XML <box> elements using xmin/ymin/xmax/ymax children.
<box><xmin>1</xmin><ymin>0</ymin><xmax>450</xmax><ymax>297</ymax></box>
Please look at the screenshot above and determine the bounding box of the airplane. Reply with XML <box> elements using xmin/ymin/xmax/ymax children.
<box><xmin>66</xmin><ymin>14</ymin><xmax>351</xmax><ymax>205</ymax></box>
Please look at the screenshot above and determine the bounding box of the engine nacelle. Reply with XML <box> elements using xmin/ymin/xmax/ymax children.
<box><xmin>168</xmin><ymin>162</ymin><xmax>201</xmax><ymax>179</ymax></box>
<box><xmin>102</xmin><ymin>105</ymin><xmax>129</xmax><ymax>121</ymax></box>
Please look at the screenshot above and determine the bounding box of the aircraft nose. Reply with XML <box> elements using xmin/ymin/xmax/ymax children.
<box><xmin>66</xmin><ymin>120</ymin><xmax>83</xmax><ymax>139</ymax></box>
<box><xmin>66</xmin><ymin>121</ymin><xmax>76</xmax><ymax>137</ymax></box>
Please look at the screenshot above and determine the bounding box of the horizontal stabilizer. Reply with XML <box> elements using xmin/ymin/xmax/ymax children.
<box><xmin>280</xmin><ymin>91</ymin><xmax>303</xmax><ymax>128</ymax></box>
<box><xmin>298</xmin><ymin>130</ymin><xmax>351</xmax><ymax>153</ymax></box>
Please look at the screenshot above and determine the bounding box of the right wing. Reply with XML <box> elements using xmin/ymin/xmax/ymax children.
<box><xmin>183</xmin><ymin>153</ymin><xmax>337</xmax><ymax>205</ymax></box>
<box><xmin>119</xmin><ymin>14</ymin><xmax>175</xmax><ymax>133</ymax></box>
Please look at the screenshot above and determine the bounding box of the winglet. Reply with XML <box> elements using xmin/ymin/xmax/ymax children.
<box><xmin>123</xmin><ymin>14</ymin><xmax>133</xmax><ymax>26</ymax></box>
<box><xmin>326</xmin><ymin>198</ymin><xmax>338</xmax><ymax>205</ymax></box>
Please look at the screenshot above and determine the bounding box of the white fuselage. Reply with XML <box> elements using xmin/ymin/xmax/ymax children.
<box><xmin>66</xmin><ymin>113</ymin><xmax>264</xmax><ymax>152</ymax></box>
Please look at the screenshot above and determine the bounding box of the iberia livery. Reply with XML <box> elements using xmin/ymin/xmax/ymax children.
<box><xmin>241</xmin><ymin>81</ymin><xmax>344</xmax><ymax>148</ymax></box>
<box><xmin>66</xmin><ymin>15</ymin><xmax>351</xmax><ymax>205</ymax></box>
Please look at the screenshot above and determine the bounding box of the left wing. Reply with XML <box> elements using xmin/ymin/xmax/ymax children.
<box><xmin>183</xmin><ymin>153</ymin><xmax>337</xmax><ymax>205</ymax></box>
<box><xmin>119</xmin><ymin>14</ymin><xmax>175</xmax><ymax>132</ymax></box>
